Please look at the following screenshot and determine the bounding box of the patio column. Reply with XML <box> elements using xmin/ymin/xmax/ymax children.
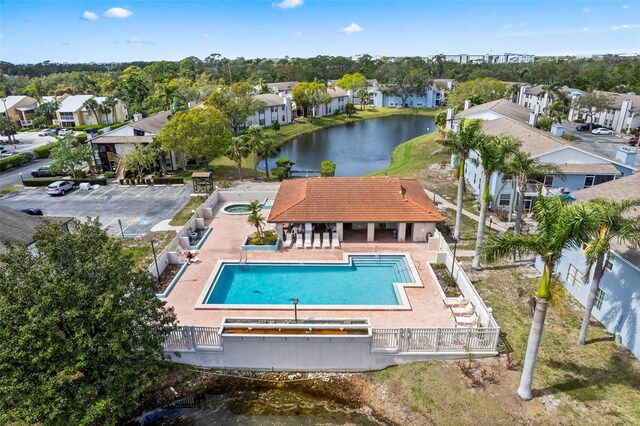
<box><xmin>398</xmin><ymin>223</ymin><xmax>407</xmax><ymax>242</ymax></box>
<box><xmin>337</xmin><ymin>223</ymin><xmax>344</xmax><ymax>241</ymax></box>
<box><xmin>367</xmin><ymin>223</ymin><xmax>375</xmax><ymax>242</ymax></box>
<box><xmin>275</xmin><ymin>223</ymin><xmax>283</xmax><ymax>240</ymax></box>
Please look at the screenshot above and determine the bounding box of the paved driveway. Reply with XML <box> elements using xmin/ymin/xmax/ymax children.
<box><xmin>0</xmin><ymin>183</ymin><xmax>193</xmax><ymax>236</ymax></box>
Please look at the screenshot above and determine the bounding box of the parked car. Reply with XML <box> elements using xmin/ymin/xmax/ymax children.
<box><xmin>20</xmin><ymin>208</ymin><xmax>43</xmax><ymax>216</ymax></box>
<box><xmin>591</xmin><ymin>128</ymin><xmax>614</xmax><ymax>135</ymax></box>
<box><xmin>31</xmin><ymin>166</ymin><xmax>52</xmax><ymax>178</ymax></box>
<box><xmin>629</xmin><ymin>136</ymin><xmax>639</xmax><ymax>146</ymax></box>
<box><xmin>57</xmin><ymin>129</ymin><xmax>73</xmax><ymax>137</ymax></box>
<box><xmin>46</xmin><ymin>180</ymin><xmax>75</xmax><ymax>195</ymax></box>
<box><xmin>575</xmin><ymin>123</ymin><xmax>591</xmax><ymax>131</ymax></box>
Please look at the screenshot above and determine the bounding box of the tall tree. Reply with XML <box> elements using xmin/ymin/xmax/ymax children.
<box><xmin>257</xmin><ymin>139</ymin><xmax>280</xmax><ymax>178</ymax></box>
<box><xmin>472</xmin><ymin>135</ymin><xmax>521</xmax><ymax>269</ymax></box>
<box><xmin>49</xmin><ymin>134</ymin><xmax>94</xmax><ymax>178</ymax></box>
<box><xmin>103</xmin><ymin>96</ymin><xmax>118</xmax><ymax>123</ymax></box>
<box><xmin>0</xmin><ymin>219</ymin><xmax>176</xmax><ymax>425</ymax></box>
<box><xmin>121</xmin><ymin>143</ymin><xmax>160</xmax><ymax>177</ymax></box>
<box><xmin>117</xmin><ymin>66</ymin><xmax>152</xmax><ymax>116</ymax></box>
<box><xmin>480</xmin><ymin>195</ymin><xmax>589</xmax><ymax>400</ymax></box>
<box><xmin>435</xmin><ymin>118</ymin><xmax>484</xmax><ymax>240</ymax></box>
<box><xmin>336</xmin><ymin>72</ymin><xmax>368</xmax><ymax>92</ymax></box>
<box><xmin>82</xmin><ymin>98</ymin><xmax>100</xmax><ymax>124</ymax></box>
<box><xmin>206</xmin><ymin>82</ymin><xmax>265</xmax><ymax>136</ymax></box>
<box><xmin>382</xmin><ymin>59</ymin><xmax>433</xmax><ymax>107</ymax></box>
<box><xmin>356</xmin><ymin>87</ymin><xmax>370</xmax><ymax>110</ymax></box>
<box><xmin>573</xmin><ymin>91</ymin><xmax>614</xmax><ymax>129</ymax></box>
<box><xmin>576</xmin><ymin>198</ymin><xmax>640</xmax><ymax>345</ymax></box>
<box><xmin>226</xmin><ymin>136</ymin><xmax>250</xmax><ymax>180</ymax></box>
<box><xmin>291</xmin><ymin>81</ymin><xmax>329</xmax><ymax>117</ymax></box>
<box><xmin>156</xmin><ymin>106</ymin><xmax>231</xmax><ymax>169</ymax></box>
<box><xmin>0</xmin><ymin>116</ymin><xmax>18</xmax><ymax>144</ymax></box>
<box><xmin>244</xmin><ymin>124</ymin><xmax>265</xmax><ymax>179</ymax></box>
<box><xmin>447</xmin><ymin>77</ymin><xmax>510</xmax><ymax>109</ymax></box>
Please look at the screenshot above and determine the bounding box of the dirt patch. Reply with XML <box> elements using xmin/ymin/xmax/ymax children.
<box><xmin>431</xmin><ymin>264</ymin><xmax>461</xmax><ymax>297</ymax></box>
<box><xmin>155</xmin><ymin>263</ymin><xmax>182</xmax><ymax>294</ymax></box>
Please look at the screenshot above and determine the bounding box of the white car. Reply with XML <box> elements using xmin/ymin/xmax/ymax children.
<box><xmin>58</xmin><ymin>129</ymin><xmax>73</xmax><ymax>137</ymax></box>
<box><xmin>46</xmin><ymin>180</ymin><xmax>75</xmax><ymax>195</ymax></box>
<box><xmin>38</xmin><ymin>129</ymin><xmax>57</xmax><ymax>136</ymax></box>
<box><xmin>591</xmin><ymin>128</ymin><xmax>614</xmax><ymax>135</ymax></box>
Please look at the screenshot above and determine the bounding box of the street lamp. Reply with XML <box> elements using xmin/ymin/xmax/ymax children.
<box><xmin>291</xmin><ymin>298</ymin><xmax>299</xmax><ymax>323</ymax></box>
<box><xmin>118</xmin><ymin>219</ymin><xmax>125</xmax><ymax>238</ymax></box>
<box><xmin>151</xmin><ymin>239</ymin><xmax>161</xmax><ymax>285</ymax></box>
<box><xmin>19</xmin><ymin>172</ymin><xmax>23</xmax><ymax>183</ymax></box>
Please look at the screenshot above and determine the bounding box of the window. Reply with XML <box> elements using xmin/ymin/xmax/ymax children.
<box><xmin>282</xmin><ymin>115</ymin><xmax>285</xmax><ymax>122</ymax></box>
<box><xmin>259</xmin><ymin>119</ymin><xmax>265</xmax><ymax>126</ymax></box>
<box><xmin>542</xmin><ymin>175</ymin><xmax>554</xmax><ymax>187</ymax></box>
<box><xmin>567</xmin><ymin>264</ymin><xmax>582</xmax><ymax>287</ymax></box>
<box><xmin>498</xmin><ymin>193</ymin><xmax>511</xmax><ymax>207</ymax></box>
<box><xmin>605</xmin><ymin>252</ymin><xmax>615</xmax><ymax>270</ymax></box>
<box><xmin>59</xmin><ymin>112</ymin><xmax>74</xmax><ymax>120</ymax></box>
<box><xmin>584</xmin><ymin>176</ymin><xmax>595</xmax><ymax>188</ymax></box>
<box><xmin>594</xmin><ymin>288</ymin><xmax>606</xmax><ymax>310</ymax></box>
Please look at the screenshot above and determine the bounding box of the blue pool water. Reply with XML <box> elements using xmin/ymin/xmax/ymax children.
<box><xmin>205</xmin><ymin>255</ymin><xmax>415</xmax><ymax>306</ymax></box>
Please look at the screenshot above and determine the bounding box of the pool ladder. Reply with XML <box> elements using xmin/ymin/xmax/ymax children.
<box><xmin>239</xmin><ymin>252</ymin><xmax>248</xmax><ymax>268</ymax></box>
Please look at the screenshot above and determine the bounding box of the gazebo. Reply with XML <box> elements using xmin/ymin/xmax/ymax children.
<box><xmin>191</xmin><ymin>171</ymin><xmax>214</xmax><ymax>194</ymax></box>
<box><xmin>267</xmin><ymin>177</ymin><xmax>444</xmax><ymax>242</ymax></box>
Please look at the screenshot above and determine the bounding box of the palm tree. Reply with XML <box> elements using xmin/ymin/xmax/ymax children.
<box><xmin>159</xmin><ymin>84</ymin><xmax>180</xmax><ymax>112</ymax></box>
<box><xmin>480</xmin><ymin>195</ymin><xmax>589</xmax><ymax>400</ymax></box>
<box><xmin>507</xmin><ymin>152</ymin><xmax>565</xmax><ymax>238</ymax></box>
<box><xmin>471</xmin><ymin>135</ymin><xmax>520</xmax><ymax>269</ymax></box>
<box><xmin>244</xmin><ymin>124</ymin><xmax>265</xmax><ymax>179</ymax></box>
<box><xmin>104</xmin><ymin>96</ymin><xmax>118</xmax><ymax>123</ymax></box>
<box><xmin>356</xmin><ymin>88</ymin><xmax>370</xmax><ymax>110</ymax></box>
<box><xmin>83</xmin><ymin>98</ymin><xmax>100</xmax><ymax>125</ymax></box>
<box><xmin>257</xmin><ymin>139</ymin><xmax>280</xmax><ymax>178</ymax></box>
<box><xmin>226</xmin><ymin>136</ymin><xmax>250</xmax><ymax>181</ymax></box>
<box><xmin>577</xmin><ymin>198</ymin><xmax>640</xmax><ymax>345</ymax></box>
<box><xmin>98</xmin><ymin>103</ymin><xmax>111</xmax><ymax>124</ymax></box>
<box><xmin>246</xmin><ymin>199</ymin><xmax>265</xmax><ymax>241</ymax></box>
<box><xmin>435</xmin><ymin>118</ymin><xmax>484</xmax><ymax>240</ymax></box>
<box><xmin>539</xmin><ymin>81</ymin><xmax>564</xmax><ymax>111</ymax></box>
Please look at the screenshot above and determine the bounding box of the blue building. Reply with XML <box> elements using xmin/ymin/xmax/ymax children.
<box><xmin>369</xmin><ymin>84</ymin><xmax>437</xmax><ymax>108</ymax></box>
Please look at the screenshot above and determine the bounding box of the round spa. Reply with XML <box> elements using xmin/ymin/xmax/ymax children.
<box><xmin>223</xmin><ymin>203</ymin><xmax>251</xmax><ymax>214</ymax></box>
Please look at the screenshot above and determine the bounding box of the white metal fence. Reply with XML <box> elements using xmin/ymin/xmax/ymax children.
<box><xmin>164</xmin><ymin>326</ymin><xmax>222</xmax><ymax>351</ymax></box>
<box><xmin>371</xmin><ymin>327</ymin><xmax>499</xmax><ymax>353</ymax></box>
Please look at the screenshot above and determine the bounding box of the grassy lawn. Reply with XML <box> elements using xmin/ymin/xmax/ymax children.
<box><xmin>438</xmin><ymin>207</ymin><xmax>497</xmax><ymax>250</ymax></box>
<box><xmin>120</xmin><ymin>231</ymin><xmax>176</xmax><ymax>271</ymax></box>
<box><xmin>168</xmin><ymin>195</ymin><xmax>207</xmax><ymax>226</ymax></box>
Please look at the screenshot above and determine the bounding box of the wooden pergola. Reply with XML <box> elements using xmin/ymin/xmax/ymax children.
<box><xmin>191</xmin><ymin>171</ymin><xmax>214</xmax><ymax>194</ymax></box>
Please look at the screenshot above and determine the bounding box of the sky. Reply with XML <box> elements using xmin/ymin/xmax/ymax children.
<box><xmin>1</xmin><ymin>0</ymin><xmax>639</xmax><ymax>64</ymax></box>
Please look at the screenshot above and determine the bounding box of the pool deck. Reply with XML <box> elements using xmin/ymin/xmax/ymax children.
<box><xmin>165</xmin><ymin>202</ymin><xmax>457</xmax><ymax>329</ymax></box>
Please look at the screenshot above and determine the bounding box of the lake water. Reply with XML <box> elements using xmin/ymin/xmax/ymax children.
<box><xmin>266</xmin><ymin>114</ymin><xmax>436</xmax><ymax>176</ymax></box>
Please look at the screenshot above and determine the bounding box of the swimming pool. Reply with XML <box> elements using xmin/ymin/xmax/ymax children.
<box><xmin>223</xmin><ymin>203</ymin><xmax>251</xmax><ymax>214</ymax></box>
<box><xmin>199</xmin><ymin>254</ymin><xmax>422</xmax><ymax>310</ymax></box>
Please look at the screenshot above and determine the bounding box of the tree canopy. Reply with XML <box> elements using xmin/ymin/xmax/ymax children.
<box><xmin>336</xmin><ymin>72</ymin><xmax>368</xmax><ymax>91</ymax></box>
<box><xmin>291</xmin><ymin>81</ymin><xmax>329</xmax><ymax>116</ymax></box>
<box><xmin>0</xmin><ymin>219</ymin><xmax>177</xmax><ymax>425</ymax></box>
<box><xmin>447</xmin><ymin>77</ymin><xmax>510</xmax><ymax>108</ymax></box>
<box><xmin>206</xmin><ymin>82</ymin><xmax>266</xmax><ymax>136</ymax></box>
<box><xmin>49</xmin><ymin>134</ymin><xmax>94</xmax><ymax>177</ymax></box>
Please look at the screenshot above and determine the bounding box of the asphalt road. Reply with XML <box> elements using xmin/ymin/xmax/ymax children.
<box><xmin>0</xmin><ymin>183</ymin><xmax>193</xmax><ymax>236</ymax></box>
<box><xmin>564</xmin><ymin>126</ymin><xmax>640</xmax><ymax>168</ymax></box>
<box><xmin>0</xmin><ymin>158</ymin><xmax>53</xmax><ymax>189</ymax></box>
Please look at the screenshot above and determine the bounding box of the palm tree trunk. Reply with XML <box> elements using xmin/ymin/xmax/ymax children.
<box><xmin>508</xmin><ymin>178</ymin><xmax>517</xmax><ymax>222</ymax></box>
<box><xmin>264</xmin><ymin>158</ymin><xmax>270</xmax><ymax>178</ymax></box>
<box><xmin>517</xmin><ymin>298</ymin><xmax>548</xmax><ymax>400</ymax></box>
<box><xmin>515</xmin><ymin>184</ymin><xmax>525</xmax><ymax>235</ymax></box>
<box><xmin>237</xmin><ymin>159</ymin><xmax>243</xmax><ymax>181</ymax></box>
<box><xmin>454</xmin><ymin>161</ymin><xmax>465</xmax><ymax>240</ymax></box>
<box><xmin>472</xmin><ymin>177</ymin><xmax>490</xmax><ymax>269</ymax></box>
<box><xmin>253</xmin><ymin>145</ymin><xmax>258</xmax><ymax>179</ymax></box>
<box><xmin>578</xmin><ymin>253</ymin><xmax>606</xmax><ymax>345</ymax></box>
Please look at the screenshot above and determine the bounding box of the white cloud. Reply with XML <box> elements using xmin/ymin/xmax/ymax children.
<box><xmin>273</xmin><ymin>0</ymin><xmax>303</xmax><ymax>9</ymax></box>
<box><xmin>502</xmin><ymin>23</ymin><xmax>513</xmax><ymax>29</ymax></box>
<box><xmin>612</xmin><ymin>24</ymin><xmax>640</xmax><ymax>30</ymax></box>
<box><xmin>126</xmin><ymin>37</ymin><xmax>154</xmax><ymax>45</ymax></box>
<box><xmin>104</xmin><ymin>7</ymin><xmax>133</xmax><ymax>18</ymax></box>
<box><xmin>341</xmin><ymin>23</ymin><xmax>363</xmax><ymax>34</ymax></box>
<box><xmin>582</xmin><ymin>7</ymin><xmax>590</xmax><ymax>13</ymax></box>
<box><xmin>82</xmin><ymin>11</ymin><xmax>98</xmax><ymax>20</ymax></box>
<box><xmin>623</xmin><ymin>4</ymin><xmax>629</xmax><ymax>9</ymax></box>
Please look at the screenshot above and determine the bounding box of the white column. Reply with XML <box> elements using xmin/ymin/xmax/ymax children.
<box><xmin>367</xmin><ymin>223</ymin><xmax>375</xmax><ymax>242</ymax></box>
<box><xmin>398</xmin><ymin>223</ymin><xmax>407</xmax><ymax>242</ymax></box>
<box><xmin>337</xmin><ymin>223</ymin><xmax>344</xmax><ymax>241</ymax></box>
<box><xmin>275</xmin><ymin>223</ymin><xmax>283</xmax><ymax>240</ymax></box>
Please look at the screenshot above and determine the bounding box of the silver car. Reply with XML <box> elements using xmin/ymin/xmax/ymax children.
<box><xmin>46</xmin><ymin>180</ymin><xmax>75</xmax><ymax>195</ymax></box>
<box><xmin>591</xmin><ymin>128</ymin><xmax>614</xmax><ymax>135</ymax></box>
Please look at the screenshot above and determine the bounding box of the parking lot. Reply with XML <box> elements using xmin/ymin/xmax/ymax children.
<box><xmin>563</xmin><ymin>125</ymin><xmax>640</xmax><ymax>168</ymax></box>
<box><xmin>0</xmin><ymin>184</ymin><xmax>193</xmax><ymax>236</ymax></box>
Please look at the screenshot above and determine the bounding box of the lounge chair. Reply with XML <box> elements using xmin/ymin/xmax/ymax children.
<box><xmin>451</xmin><ymin>302</ymin><xmax>474</xmax><ymax>316</ymax></box>
<box><xmin>304</xmin><ymin>232</ymin><xmax>313</xmax><ymax>249</ymax></box>
<box><xmin>296</xmin><ymin>234</ymin><xmax>304</xmax><ymax>248</ymax></box>
<box><xmin>283</xmin><ymin>232</ymin><xmax>293</xmax><ymax>248</ymax></box>
<box><xmin>455</xmin><ymin>313</ymin><xmax>478</xmax><ymax>327</ymax></box>
<box><xmin>443</xmin><ymin>295</ymin><xmax>467</xmax><ymax>307</ymax></box>
<box><xmin>331</xmin><ymin>231</ymin><xmax>340</xmax><ymax>248</ymax></box>
<box><xmin>313</xmin><ymin>232</ymin><xmax>321</xmax><ymax>248</ymax></box>
<box><xmin>322</xmin><ymin>232</ymin><xmax>330</xmax><ymax>248</ymax></box>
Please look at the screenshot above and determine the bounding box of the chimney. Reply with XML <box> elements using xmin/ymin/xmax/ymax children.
<box><xmin>615</xmin><ymin>147</ymin><xmax>637</xmax><ymax>167</ymax></box>
<box><xmin>133</xmin><ymin>113</ymin><xmax>143</xmax><ymax>122</ymax></box>
<box><xmin>464</xmin><ymin>99</ymin><xmax>471</xmax><ymax>110</ymax></box>
<box><xmin>529</xmin><ymin>104</ymin><xmax>540</xmax><ymax>127</ymax></box>
<box><xmin>445</xmin><ymin>107</ymin><xmax>454</xmax><ymax>130</ymax></box>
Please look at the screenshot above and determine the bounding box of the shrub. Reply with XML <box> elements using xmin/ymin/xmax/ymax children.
<box><xmin>262</xmin><ymin>234</ymin><xmax>278</xmax><ymax>245</ymax></box>
<box><xmin>75</xmin><ymin>134</ymin><xmax>88</xmax><ymax>144</ymax></box>
<box><xmin>153</xmin><ymin>177</ymin><xmax>184</xmax><ymax>185</ymax></box>
<box><xmin>535</xmin><ymin>117</ymin><xmax>553</xmax><ymax>132</ymax></box>
<box><xmin>23</xmin><ymin>178</ymin><xmax>107</xmax><ymax>187</ymax></box>
<box><xmin>562</xmin><ymin>133</ymin><xmax>582</xmax><ymax>142</ymax></box>
<box><xmin>104</xmin><ymin>171</ymin><xmax>115</xmax><ymax>179</ymax></box>
<box><xmin>432</xmin><ymin>263</ymin><xmax>447</xmax><ymax>270</ymax></box>
<box><xmin>74</xmin><ymin>169</ymin><xmax>86</xmax><ymax>178</ymax></box>
<box><xmin>249</xmin><ymin>237</ymin><xmax>262</xmax><ymax>245</ymax></box>
<box><xmin>320</xmin><ymin>160</ymin><xmax>336</xmax><ymax>177</ymax></box>
<box><xmin>271</xmin><ymin>120</ymin><xmax>280</xmax><ymax>132</ymax></box>
<box><xmin>218</xmin><ymin>180</ymin><xmax>231</xmax><ymax>188</ymax></box>
<box><xmin>33</xmin><ymin>142</ymin><xmax>59</xmax><ymax>159</ymax></box>
<box><xmin>495</xmin><ymin>208</ymin><xmax>508</xmax><ymax>222</ymax></box>
<box><xmin>0</xmin><ymin>153</ymin><xmax>32</xmax><ymax>172</ymax></box>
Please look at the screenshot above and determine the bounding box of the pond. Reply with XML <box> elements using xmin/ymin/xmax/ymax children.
<box><xmin>138</xmin><ymin>388</ymin><xmax>385</xmax><ymax>425</ymax></box>
<box><xmin>266</xmin><ymin>114</ymin><xmax>436</xmax><ymax>176</ymax></box>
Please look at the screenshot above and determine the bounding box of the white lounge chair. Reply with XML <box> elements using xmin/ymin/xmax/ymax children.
<box><xmin>443</xmin><ymin>295</ymin><xmax>467</xmax><ymax>307</ymax></box>
<box><xmin>331</xmin><ymin>231</ymin><xmax>340</xmax><ymax>248</ymax></box>
<box><xmin>304</xmin><ymin>232</ymin><xmax>313</xmax><ymax>249</ymax></box>
<box><xmin>455</xmin><ymin>313</ymin><xmax>478</xmax><ymax>327</ymax></box>
<box><xmin>296</xmin><ymin>234</ymin><xmax>304</xmax><ymax>248</ymax></box>
<box><xmin>313</xmin><ymin>232</ymin><xmax>321</xmax><ymax>248</ymax></box>
<box><xmin>322</xmin><ymin>232</ymin><xmax>330</xmax><ymax>248</ymax></box>
<box><xmin>283</xmin><ymin>232</ymin><xmax>293</xmax><ymax>248</ymax></box>
<box><xmin>451</xmin><ymin>302</ymin><xmax>474</xmax><ymax>316</ymax></box>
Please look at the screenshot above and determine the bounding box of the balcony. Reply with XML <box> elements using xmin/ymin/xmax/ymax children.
<box><xmin>20</xmin><ymin>119</ymin><xmax>33</xmax><ymax>127</ymax></box>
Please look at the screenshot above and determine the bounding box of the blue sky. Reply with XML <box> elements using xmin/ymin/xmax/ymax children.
<box><xmin>1</xmin><ymin>0</ymin><xmax>639</xmax><ymax>63</ymax></box>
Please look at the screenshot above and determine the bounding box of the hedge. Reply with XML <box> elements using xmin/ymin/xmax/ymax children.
<box><xmin>0</xmin><ymin>153</ymin><xmax>33</xmax><ymax>172</ymax></box>
<box><xmin>33</xmin><ymin>142</ymin><xmax>60</xmax><ymax>159</ymax></box>
<box><xmin>23</xmin><ymin>178</ymin><xmax>108</xmax><ymax>187</ymax></box>
<box><xmin>119</xmin><ymin>177</ymin><xmax>184</xmax><ymax>185</ymax></box>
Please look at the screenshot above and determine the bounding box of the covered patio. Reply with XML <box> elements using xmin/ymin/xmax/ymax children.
<box><xmin>267</xmin><ymin>177</ymin><xmax>444</xmax><ymax>243</ymax></box>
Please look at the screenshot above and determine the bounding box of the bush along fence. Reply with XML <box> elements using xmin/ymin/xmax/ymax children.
<box><xmin>119</xmin><ymin>177</ymin><xmax>185</xmax><ymax>185</ymax></box>
<box><xmin>23</xmin><ymin>178</ymin><xmax>108</xmax><ymax>187</ymax></box>
<box><xmin>0</xmin><ymin>152</ymin><xmax>34</xmax><ymax>172</ymax></box>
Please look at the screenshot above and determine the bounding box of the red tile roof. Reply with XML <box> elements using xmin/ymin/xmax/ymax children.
<box><xmin>268</xmin><ymin>177</ymin><xmax>444</xmax><ymax>223</ymax></box>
